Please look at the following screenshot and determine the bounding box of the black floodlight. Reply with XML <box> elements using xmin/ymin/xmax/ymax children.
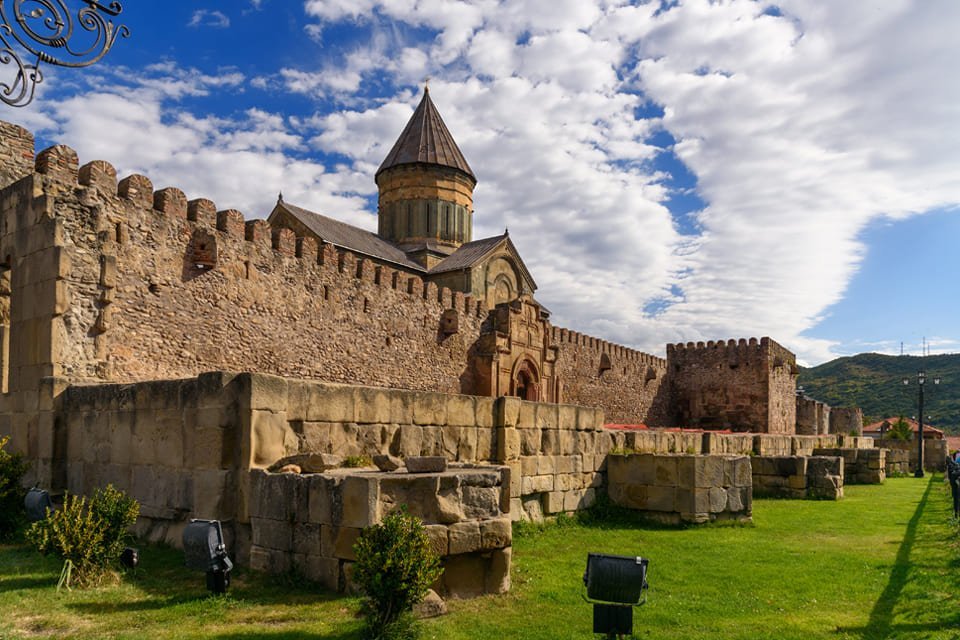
<box><xmin>120</xmin><ymin>547</ymin><xmax>140</xmax><ymax>570</ymax></box>
<box><xmin>24</xmin><ymin>488</ymin><xmax>53</xmax><ymax>522</ymax></box>
<box><xmin>583</xmin><ymin>553</ymin><xmax>649</xmax><ymax>638</ymax></box>
<box><xmin>182</xmin><ymin>519</ymin><xmax>233</xmax><ymax>594</ymax></box>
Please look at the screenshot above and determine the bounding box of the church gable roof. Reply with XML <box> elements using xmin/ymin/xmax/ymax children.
<box><xmin>429</xmin><ymin>232</ymin><xmax>538</xmax><ymax>292</ymax></box>
<box><xmin>270</xmin><ymin>201</ymin><xmax>426</xmax><ymax>272</ymax></box>
<box><xmin>376</xmin><ymin>88</ymin><xmax>476</xmax><ymax>181</ymax></box>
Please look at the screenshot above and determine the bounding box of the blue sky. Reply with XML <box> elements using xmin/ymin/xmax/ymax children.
<box><xmin>4</xmin><ymin>0</ymin><xmax>959</xmax><ymax>366</ymax></box>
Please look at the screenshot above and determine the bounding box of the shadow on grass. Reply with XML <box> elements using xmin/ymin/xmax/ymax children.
<box><xmin>0</xmin><ymin>575</ymin><xmax>62</xmax><ymax>591</ymax></box>
<box><xmin>851</xmin><ymin>476</ymin><xmax>957</xmax><ymax>640</ymax></box>
<box><xmin>210</xmin><ymin>632</ymin><xmax>358</xmax><ymax>640</ymax></box>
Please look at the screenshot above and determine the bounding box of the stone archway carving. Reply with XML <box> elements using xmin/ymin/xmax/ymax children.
<box><xmin>511</xmin><ymin>357</ymin><xmax>541</xmax><ymax>401</ymax></box>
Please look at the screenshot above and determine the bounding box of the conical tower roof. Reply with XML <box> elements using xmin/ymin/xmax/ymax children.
<box><xmin>376</xmin><ymin>88</ymin><xmax>476</xmax><ymax>182</ymax></box>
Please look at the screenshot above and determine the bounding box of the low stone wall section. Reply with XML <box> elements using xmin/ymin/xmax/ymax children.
<box><xmin>606</xmin><ymin>453</ymin><xmax>752</xmax><ymax>524</ymax></box>
<box><xmin>883</xmin><ymin>447</ymin><xmax>911</xmax><ymax>476</ymax></box>
<box><xmin>813</xmin><ymin>448</ymin><xmax>885</xmax><ymax>484</ymax></box>
<box><xmin>875</xmin><ymin>439</ymin><xmax>947</xmax><ymax>473</ymax></box>
<box><xmin>248</xmin><ymin>466</ymin><xmax>512</xmax><ymax>598</ymax></box>
<box><xmin>752</xmin><ymin>455</ymin><xmax>843</xmax><ymax>500</ymax></box>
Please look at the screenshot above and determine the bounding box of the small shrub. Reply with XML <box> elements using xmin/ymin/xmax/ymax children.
<box><xmin>353</xmin><ymin>507</ymin><xmax>442</xmax><ymax>640</ymax></box>
<box><xmin>0</xmin><ymin>436</ymin><xmax>29</xmax><ymax>539</ymax></box>
<box><xmin>343</xmin><ymin>455</ymin><xmax>373</xmax><ymax>468</ymax></box>
<box><xmin>27</xmin><ymin>484</ymin><xmax>139</xmax><ymax>587</ymax></box>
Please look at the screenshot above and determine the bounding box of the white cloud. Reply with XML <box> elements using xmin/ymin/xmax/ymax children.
<box><xmin>188</xmin><ymin>10</ymin><xmax>231</xmax><ymax>29</ymax></box>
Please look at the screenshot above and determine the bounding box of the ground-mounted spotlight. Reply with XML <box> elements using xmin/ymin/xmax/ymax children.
<box><xmin>24</xmin><ymin>487</ymin><xmax>53</xmax><ymax>522</ymax></box>
<box><xmin>583</xmin><ymin>553</ymin><xmax>649</xmax><ymax>638</ymax></box>
<box><xmin>120</xmin><ymin>547</ymin><xmax>140</xmax><ymax>570</ymax></box>
<box><xmin>182</xmin><ymin>519</ymin><xmax>233</xmax><ymax>595</ymax></box>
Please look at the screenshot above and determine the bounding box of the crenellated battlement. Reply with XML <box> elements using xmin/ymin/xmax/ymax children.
<box><xmin>550</xmin><ymin>325</ymin><xmax>665</xmax><ymax>366</ymax></box>
<box><xmin>666</xmin><ymin>336</ymin><xmax>796</xmax><ymax>369</ymax></box>
<box><xmin>17</xmin><ymin>137</ymin><xmax>485</xmax><ymax>325</ymax></box>
<box><xmin>0</xmin><ymin>126</ymin><xmax>493</xmax><ymax>393</ymax></box>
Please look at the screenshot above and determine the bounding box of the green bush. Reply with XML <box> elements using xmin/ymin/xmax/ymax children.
<box><xmin>353</xmin><ymin>507</ymin><xmax>443</xmax><ymax>640</ymax></box>
<box><xmin>27</xmin><ymin>484</ymin><xmax>139</xmax><ymax>587</ymax></box>
<box><xmin>0</xmin><ymin>435</ymin><xmax>29</xmax><ymax>540</ymax></box>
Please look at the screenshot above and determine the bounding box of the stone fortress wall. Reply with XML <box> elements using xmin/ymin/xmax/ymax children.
<box><xmin>550</xmin><ymin>327</ymin><xmax>670</xmax><ymax>425</ymax></box>
<box><xmin>666</xmin><ymin>337</ymin><xmax>798</xmax><ymax>433</ymax></box>
<box><xmin>0</xmin><ymin>121</ymin><xmax>668</xmax><ymax>428</ymax></box>
<box><xmin>3</xmin><ymin>118</ymin><xmax>933</xmax><ymax>596</ymax></box>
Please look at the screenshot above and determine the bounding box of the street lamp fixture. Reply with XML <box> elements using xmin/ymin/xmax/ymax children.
<box><xmin>0</xmin><ymin>1</ymin><xmax>129</xmax><ymax>107</ymax></box>
<box><xmin>902</xmin><ymin>370</ymin><xmax>941</xmax><ymax>478</ymax></box>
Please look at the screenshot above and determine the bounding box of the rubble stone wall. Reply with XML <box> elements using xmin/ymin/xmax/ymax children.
<box><xmin>606</xmin><ymin>453</ymin><xmax>753</xmax><ymax>524</ymax></box>
<box><xmin>666</xmin><ymin>337</ymin><xmax>797</xmax><ymax>433</ymax></box>
<box><xmin>247</xmin><ymin>467</ymin><xmax>512</xmax><ymax>598</ymax></box>
<box><xmin>551</xmin><ymin>328</ymin><xmax>671</xmax><ymax>425</ymax></box>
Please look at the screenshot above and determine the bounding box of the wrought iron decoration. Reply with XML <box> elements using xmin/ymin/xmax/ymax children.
<box><xmin>0</xmin><ymin>0</ymin><xmax>129</xmax><ymax>107</ymax></box>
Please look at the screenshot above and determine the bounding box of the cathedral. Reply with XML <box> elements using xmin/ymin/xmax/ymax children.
<box><xmin>269</xmin><ymin>87</ymin><xmax>536</xmax><ymax>312</ymax></box>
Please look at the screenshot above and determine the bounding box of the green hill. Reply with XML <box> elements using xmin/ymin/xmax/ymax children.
<box><xmin>798</xmin><ymin>352</ymin><xmax>960</xmax><ymax>435</ymax></box>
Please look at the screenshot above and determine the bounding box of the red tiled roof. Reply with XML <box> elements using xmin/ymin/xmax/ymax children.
<box><xmin>863</xmin><ymin>417</ymin><xmax>944</xmax><ymax>439</ymax></box>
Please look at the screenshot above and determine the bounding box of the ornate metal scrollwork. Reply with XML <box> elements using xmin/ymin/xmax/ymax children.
<box><xmin>0</xmin><ymin>0</ymin><xmax>129</xmax><ymax>107</ymax></box>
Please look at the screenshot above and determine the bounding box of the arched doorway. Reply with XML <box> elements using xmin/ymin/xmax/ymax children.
<box><xmin>511</xmin><ymin>358</ymin><xmax>540</xmax><ymax>401</ymax></box>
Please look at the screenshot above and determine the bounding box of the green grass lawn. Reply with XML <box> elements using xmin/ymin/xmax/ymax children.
<box><xmin>1</xmin><ymin>476</ymin><xmax>958</xmax><ymax>639</ymax></box>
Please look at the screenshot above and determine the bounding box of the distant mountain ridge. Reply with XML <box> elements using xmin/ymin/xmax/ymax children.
<box><xmin>797</xmin><ymin>352</ymin><xmax>960</xmax><ymax>435</ymax></box>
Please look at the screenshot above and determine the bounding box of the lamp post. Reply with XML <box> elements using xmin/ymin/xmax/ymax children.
<box><xmin>902</xmin><ymin>370</ymin><xmax>940</xmax><ymax>478</ymax></box>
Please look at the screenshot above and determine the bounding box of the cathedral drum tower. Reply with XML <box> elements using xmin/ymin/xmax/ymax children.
<box><xmin>375</xmin><ymin>87</ymin><xmax>477</xmax><ymax>269</ymax></box>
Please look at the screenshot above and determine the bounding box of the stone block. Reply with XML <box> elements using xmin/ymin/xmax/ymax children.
<box><xmin>373</xmin><ymin>454</ymin><xmax>402</xmax><ymax>471</ymax></box>
<box><xmin>251</xmin><ymin>518</ymin><xmax>293</xmax><ymax>551</ymax></box>
<box><xmin>520</xmin><ymin>428</ymin><xmax>542</xmax><ymax>456</ymax></box>
<box><xmin>425</xmin><ymin>524</ymin><xmax>449</xmax><ymax>557</ymax></box>
<box><xmin>340</xmin><ymin>476</ymin><xmax>378</xmax><ymax>528</ymax></box>
<box><xmin>355</xmin><ymin>387</ymin><xmax>391</xmax><ymax>424</ymax></box>
<box><xmin>646</xmin><ymin>485</ymin><xmax>676</xmax><ymax>512</ymax></box>
<box><xmin>535</xmin><ymin>403</ymin><xmax>559</xmax><ymax>430</ymax></box>
<box><xmin>405</xmin><ymin>456</ymin><xmax>447</xmax><ymax>473</ymax></box>
<box><xmin>293</xmin><ymin>523</ymin><xmax>322</xmax><ymax>556</ymax></box>
<box><xmin>540</xmin><ymin>429</ymin><xmax>560</xmax><ymax>455</ymax></box>
<box><xmin>497</xmin><ymin>427</ymin><xmax>521</xmax><ymax>462</ymax></box>
<box><xmin>518</xmin><ymin>401</ymin><xmax>536</xmax><ymax>429</ymax></box>
<box><xmin>479</xmin><ymin>517</ymin><xmax>512</xmax><ymax>550</ymax></box>
<box><xmin>486</xmin><ymin>547</ymin><xmax>512</xmax><ymax>594</ymax></box>
<box><xmin>457</xmin><ymin>427</ymin><xmax>478</xmax><ymax>461</ymax></box>
<box><xmin>324</xmin><ymin>526</ymin><xmax>361</xmax><ymax>561</ymax></box>
<box><xmin>307</xmin><ymin>384</ymin><xmax>354</xmax><ymax>422</ymax></box>
<box><xmin>192</xmin><ymin>468</ymin><xmax>232</xmax><ymax>519</ymax></box>
<box><xmin>397</xmin><ymin>424</ymin><xmax>423</xmax><ymax>457</ymax></box>
<box><xmin>521</xmin><ymin>474</ymin><xmax>554</xmax><ymax>494</ymax></box>
<box><xmin>520</xmin><ymin>455</ymin><xmax>538</xmax><ymax>476</ymax></box>
<box><xmin>413</xmin><ymin>393</ymin><xmax>447</xmax><ymax>426</ymax></box>
<box><xmin>446</xmin><ymin>395</ymin><xmax>477</xmax><ymax>427</ymax></box>
<box><xmin>248</xmin><ymin>545</ymin><xmax>272</xmax><ymax>573</ymax></box>
<box><xmin>559</xmin><ymin>429</ymin><xmax>576</xmax><ymax>455</ymax></box>
<box><xmin>653</xmin><ymin>456</ymin><xmax>678</xmax><ymax>486</ymax></box>
<box><xmin>308</xmin><ymin>474</ymin><xmax>336</xmax><ymax>524</ymax></box>
<box><xmin>462</xmin><ymin>486</ymin><xmax>501</xmax><ymax>519</ymax></box>
<box><xmin>448</xmin><ymin>521</ymin><xmax>481</xmax><ymax>554</ymax></box>
<box><xmin>250</xmin><ymin>410</ymin><xmax>296</xmax><ymax>468</ymax></box>
<box><xmin>303</xmin><ymin>555</ymin><xmax>340</xmax><ymax>591</ymax></box>
<box><xmin>709</xmin><ymin>487</ymin><xmax>728</xmax><ymax>513</ymax></box>
<box><xmin>535</xmin><ymin>455</ymin><xmax>554</xmax><ymax>475</ymax></box>
<box><xmin>441</xmin><ymin>553</ymin><xmax>486</xmax><ymax>599</ymax></box>
<box><xmin>543</xmin><ymin>491</ymin><xmax>565</xmax><ymax>514</ymax></box>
